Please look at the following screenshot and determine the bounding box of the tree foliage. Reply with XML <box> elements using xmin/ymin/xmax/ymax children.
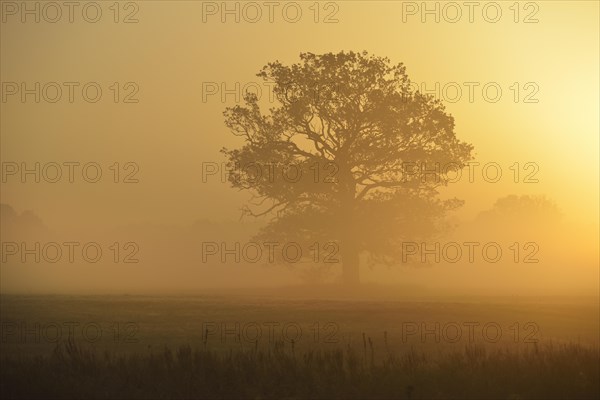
<box><xmin>222</xmin><ymin>51</ymin><xmax>474</xmax><ymax>283</ymax></box>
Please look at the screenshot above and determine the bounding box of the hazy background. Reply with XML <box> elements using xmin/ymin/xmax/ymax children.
<box><xmin>1</xmin><ymin>0</ymin><xmax>598</xmax><ymax>296</ymax></box>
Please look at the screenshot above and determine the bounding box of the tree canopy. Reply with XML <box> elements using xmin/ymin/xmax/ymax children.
<box><xmin>222</xmin><ymin>51</ymin><xmax>474</xmax><ymax>284</ymax></box>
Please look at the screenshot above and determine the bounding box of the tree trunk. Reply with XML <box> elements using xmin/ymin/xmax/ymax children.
<box><xmin>338</xmin><ymin>163</ymin><xmax>359</xmax><ymax>286</ymax></box>
<box><xmin>341</xmin><ymin>239</ymin><xmax>360</xmax><ymax>285</ymax></box>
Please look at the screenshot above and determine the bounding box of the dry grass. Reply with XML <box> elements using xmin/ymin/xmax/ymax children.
<box><xmin>1</xmin><ymin>335</ymin><xmax>598</xmax><ymax>399</ymax></box>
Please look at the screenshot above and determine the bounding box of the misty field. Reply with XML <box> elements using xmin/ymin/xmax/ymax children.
<box><xmin>1</xmin><ymin>294</ymin><xmax>598</xmax><ymax>399</ymax></box>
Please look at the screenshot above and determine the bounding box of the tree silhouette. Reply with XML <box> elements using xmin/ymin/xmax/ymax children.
<box><xmin>222</xmin><ymin>51</ymin><xmax>473</xmax><ymax>285</ymax></box>
<box><xmin>475</xmin><ymin>195</ymin><xmax>562</xmax><ymax>230</ymax></box>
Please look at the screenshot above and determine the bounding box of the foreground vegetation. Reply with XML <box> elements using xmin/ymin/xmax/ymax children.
<box><xmin>1</xmin><ymin>337</ymin><xmax>598</xmax><ymax>399</ymax></box>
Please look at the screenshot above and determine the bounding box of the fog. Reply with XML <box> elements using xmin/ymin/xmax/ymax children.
<box><xmin>1</xmin><ymin>196</ymin><xmax>597</xmax><ymax>297</ymax></box>
<box><xmin>1</xmin><ymin>1</ymin><xmax>598</xmax><ymax>299</ymax></box>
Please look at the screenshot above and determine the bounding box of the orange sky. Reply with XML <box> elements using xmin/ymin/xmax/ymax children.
<box><xmin>1</xmin><ymin>1</ymin><xmax>598</xmax><ymax>294</ymax></box>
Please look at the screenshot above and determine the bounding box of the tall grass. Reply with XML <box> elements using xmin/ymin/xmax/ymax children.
<box><xmin>1</xmin><ymin>336</ymin><xmax>598</xmax><ymax>399</ymax></box>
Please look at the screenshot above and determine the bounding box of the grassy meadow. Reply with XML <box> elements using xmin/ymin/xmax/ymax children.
<box><xmin>0</xmin><ymin>294</ymin><xmax>598</xmax><ymax>399</ymax></box>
